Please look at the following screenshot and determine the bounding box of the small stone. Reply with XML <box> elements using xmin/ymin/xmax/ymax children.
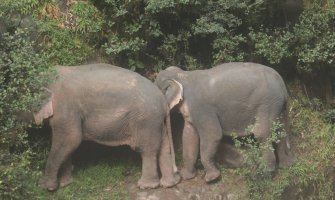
<box><xmin>188</xmin><ymin>193</ymin><xmax>200</xmax><ymax>200</ymax></box>
<box><xmin>104</xmin><ymin>186</ymin><xmax>112</xmax><ymax>192</ymax></box>
<box><xmin>137</xmin><ymin>192</ymin><xmax>148</xmax><ymax>198</ymax></box>
<box><xmin>214</xmin><ymin>194</ymin><xmax>223</xmax><ymax>200</ymax></box>
<box><xmin>148</xmin><ymin>194</ymin><xmax>160</xmax><ymax>200</ymax></box>
<box><xmin>174</xmin><ymin>189</ymin><xmax>181</xmax><ymax>194</ymax></box>
<box><xmin>226</xmin><ymin>193</ymin><xmax>237</xmax><ymax>200</ymax></box>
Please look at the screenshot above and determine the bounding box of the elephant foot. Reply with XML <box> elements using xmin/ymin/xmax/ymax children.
<box><xmin>59</xmin><ymin>176</ymin><xmax>73</xmax><ymax>188</ymax></box>
<box><xmin>263</xmin><ymin>152</ymin><xmax>276</xmax><ymax>172</ymax></box>
<box><xmin>180</xmin><ymin>168</ymin><xmax>197</xmax><ymax>180</ymax></box>
<box><xmin>39</xmin><ymin>177</ymin><xmax>58</xmax><ymax>191</ymax></box>
<box><xmin>137</xmin><ymin>177</ymin><xmax>160</xmax><ymax>189</ymax></box>
<box><xmin>278</xmin><ymin>154</ymin><xmax>296</xmax><ymax>168</ymax></box>
<box><xmin>205</xmin><ymin>168</ymin><xmax>220</xmax><ymax>183</ymax></box>
<box><xmin>160</xmin><ymin>173</ymin><xmax>181</xmax><ymax>188</ymax></box>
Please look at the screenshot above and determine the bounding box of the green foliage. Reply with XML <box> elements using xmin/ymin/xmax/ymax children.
<box><xmin>35</xmin><ymin>1</ymin><xmax>105</xmax><ymax>65</ymax></box>
<box><xmin>0</xmin><ymin>0</ymin><xmax>39</xmax><ymax>16</ymax></box>
<box><xmin>250</xmin><ymin>29</ymin><xmax>293</xmax><ymax>64</ymax></box>
<box><xmin>191</xmin><ymin>0</ymin><xmax>259</xmax><ymax>64</ymax></box>
<box><xmin>70</xmin><ymin>1</ymin><xmax>103</xmax><ymax>33</ymax></box>
<box><xmin>285</xmin><ymin>96</ymin><xmax>335</xmax><ymax>199</ymax></box>
<box><xmin>0</xmin><ymin>150</ymin><xmax>41</xmax><ymax>200</ymax></box>
<box><xmin>99</xmin><ymin>0</ymin><xmax>268</xmax><ymax>71</ymax></box>
<box><xmin>251</xmin><ymin>2</ymin><xmax>335</xmax><ymax>73</ymax></box>
<box><xmin>0</xmin><ymin>28</ymin><xmax>53</xmax><ymax>145</ymax></box>
<box><xmin>0</xmin><ymin>28</ymin><xmax>53</xmax><ymax>199</ymax></box>
<box><xmin>36</xmin><ymin>18</ymin><xmax>93</xmax><ymax>65</ymax></box>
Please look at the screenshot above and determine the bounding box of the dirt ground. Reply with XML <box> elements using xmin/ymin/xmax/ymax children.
<box><xmin>123</xmin><ymin>114</ymin><xmax>245</xmax><ymax>200</ymax></box>
<box><xmin>125</xmin><ymin>142</ymin><xmax>244</xmax><ymax>200</ymax></box>
<box><xmin>126</xmin><ymin>169</ymin><xmax>239</xmax><ymax>200</ymax></box>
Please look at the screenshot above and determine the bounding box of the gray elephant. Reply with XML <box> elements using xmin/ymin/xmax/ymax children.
<box><xmin>154</xmin><ymin>62</ymin><xmax>294</xmax><ymax>183</ymax></box>
<box><xmin>34</xmin><ymin>63</ymin><xmax>180</xmax><ymax>191</ymax></box>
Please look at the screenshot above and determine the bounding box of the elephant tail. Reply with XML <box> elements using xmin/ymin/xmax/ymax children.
<box><xmin>166</xmin><ymin>110</ymin><xmax>178</xmax><ymax>173</ymax></box>
<box><xmin>283</xmin><ymin>101</ymin><xmax>291</xmax><ymax>150</ymax></box>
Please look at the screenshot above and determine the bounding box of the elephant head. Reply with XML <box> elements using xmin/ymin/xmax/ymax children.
<box><xmin>154</xmin><ymin>66</ymin><xmax>184</xmax><ymax>110</ymax></box>
<box><xmin>15</xmin><ymin>88</ymin><xmax>53</xmax><ymax>125</ymax></box>
<box><xmin>33</xmin><ymin>88</ymin><xmax>54</xmax><ymax>125</ymax></box>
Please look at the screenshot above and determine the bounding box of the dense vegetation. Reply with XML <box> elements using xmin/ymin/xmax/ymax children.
<box><xmin>0</xmin><ymin>0</ymin><xmax>334</xmax><ymax>199</ymax></box>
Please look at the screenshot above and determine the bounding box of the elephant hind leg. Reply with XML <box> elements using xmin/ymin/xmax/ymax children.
<box><xmin>41</xmin><ymin>121</ymin><xmax>82</xmax><ymax>191</ymax></box>
<box><xmin>137</xmin><ymin>151</ymin><xmax>160</xmax><ymax>189</ymax></box>
<box><xmin>276</xmin><ymin>113</ymin><xmax>295</xmax><ymax>168</ymax></box>
<box><xmin>135</xmin><ymin>126</ymin><xmax>161</xmax><ymax>189</ymax></box>
<box><xmin>251</xmin><ymin>111</ymin><xmax>277</xmax><ymax>171</ymax></box>
<box><xmin>276</xmin><ymin>135</ymin><xmax>295</xmax><ymax>168</ymax></box>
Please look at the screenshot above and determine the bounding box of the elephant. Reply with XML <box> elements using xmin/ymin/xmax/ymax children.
<box><xmin>154</xmin><ymin>62</ymin><xmax>295</xmax><ymax>183</ymax></box>
<box><xmin>33</xmin><ymin>63</ymin><xmax>180</xmax><ymax>191</ymax></box>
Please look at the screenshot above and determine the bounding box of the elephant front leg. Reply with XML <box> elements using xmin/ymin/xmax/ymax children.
<box><xmin>138</xmin><ymin>152</ymin><xmax>160</xmax><ymax>189</ymax></box>
<box><xmin>40</xmin><ymin>123</ymin><xmax>82</xmax><ymax>191</ymax></box>
<box><xmin>197</xmin><ymin>117</ymin><xmax>223</xmax><ymax>183</ymax></box>
<box><xmin>200</xmin><ymin>139</ymin><xmax>221</xmax><ymax>183</ymax></box>
<box><xmin>59</xmin><ymin>157</ymin><xmax>74</xmax><ymax>188</ymax></box>
<box><xmin>181</xmin><ymin>122</ymin><xmax>199</xmax><ymax>180</ymax></box>
<box><xmin>41</xmin><ymin>144</ymin><xmax>77</xmax><ymax>191</ymax></box>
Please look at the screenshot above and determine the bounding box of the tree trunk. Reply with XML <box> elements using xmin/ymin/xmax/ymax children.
<box><xmin>321</xmin><ymin>66</ymin><xmax>333</xmax><ymax>108</ymax></box>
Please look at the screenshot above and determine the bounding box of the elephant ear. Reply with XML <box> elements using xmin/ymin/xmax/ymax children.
<box><xmin>33</xmin><ymin>90</ymin><xmax>54</xmax><ymax>125</ymax></box>
<box><xmin>165</xmin><ymin>79</ymin><xmax>183</xmax><ymax>109</ymax></box>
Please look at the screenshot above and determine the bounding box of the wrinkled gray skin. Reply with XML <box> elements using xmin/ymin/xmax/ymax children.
<box><xmin>154</xmin><ymin>62</ymin><xmax>295</xmax><ymax>183</ymax></box>
<box><xmin>35</xmin><ymin>64</ymin><xmax>180</xmax><ymax>191</ymax></box>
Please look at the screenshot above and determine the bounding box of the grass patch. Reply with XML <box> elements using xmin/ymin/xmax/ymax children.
<box><xmin>27</xmin><ymin>144</ymin><xmax>141</xmax><ymax>200</ymax></box>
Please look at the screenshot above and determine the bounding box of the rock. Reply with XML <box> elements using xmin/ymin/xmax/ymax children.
<box><xmin>188</xmin><ymin>193</ymin><xmax>200</xmax><ymax>200</ymax></box>
<box><xmin>214</xmin><ymin>194</ymin><xmax>223</xmax><ymax>200</ymax></box>
<box><xmin>137</xmin><ymin>191</ymin><xmax>148</xmax><ymax>197</ymax></box>
<box><xmin>148</xmin><ymin>194</ymin><xmax>160</xmax><ymax>200</ymax></box>
<box><xmin>136</xmin><ymin>191</ymin><xmax>148</xmax><ymax>200</ymax></box>
<box><xmin>226</xmin><ymin>193</ymin><xmax>237</xmax><ymax>200</ymax></box>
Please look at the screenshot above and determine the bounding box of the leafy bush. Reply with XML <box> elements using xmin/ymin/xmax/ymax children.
<box><xmin>0</xmin><ymin>28</ymin><xmax>53</xmax><ymax>199</ymax></box>
<box><xmin>250</xmin><ymin>2</ymin><xmax>335</xmax><ymax>73</ymax></box>
<box><xmin>35</xmin><ymin>1</ymin><xmax>103</xmax><ymax>65</ymax></box>
<box><xmin>97</xmin><ymin>0</ymin><xmax>268</xmax><ymax>71</ymax></box>
<box><xmin>0</xmin><ymin>0</ymin><xmax>39</xmax><ymax>17</ymax></box>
